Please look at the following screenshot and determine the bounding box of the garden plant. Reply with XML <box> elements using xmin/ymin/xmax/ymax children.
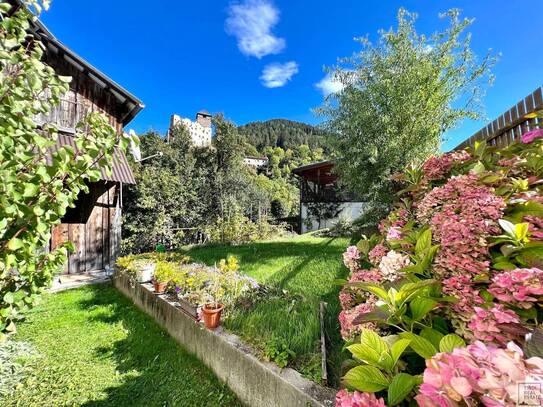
<box><xmin>336</xmin><ymin>129</ymin><xmax>543</xmax><ymax>406</ymax></box>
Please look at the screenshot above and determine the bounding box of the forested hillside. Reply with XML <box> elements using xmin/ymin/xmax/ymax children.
<box><xmin>238</xmin><ymin>119</ymin><xmax>333</xmax><ymax>152</ymax></box>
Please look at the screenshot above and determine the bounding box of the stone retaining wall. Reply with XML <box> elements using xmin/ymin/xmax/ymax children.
<box><xmin>113</xmin><ymin>273</ymin><xmax>335</xmax><ymax>407</ymax></box>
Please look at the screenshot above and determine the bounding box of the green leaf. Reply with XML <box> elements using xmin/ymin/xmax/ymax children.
<box><xmin>399</xmin><ymin>332</ymin><xmax>437</xmax><ymax>359</ymax></box>
<box><xmin>356</xmin><ymin>239</ymin><xmax>370</xmax><ymax>256</ymax></box>
<box><xmin>514</xmin><ymin>222</ymin><xmax>530</xmax><ymax>241</ymax></box>
<box><xmin>361</xmin><ymin>329</ymin><xmax>389</xmax><ymax>357</ymax></box>
<box><xmin>471</xmin><ymin>161</ymin><xmax>486</xmax><ymax>175</ymax></box>
<box><xmin>420</xmin><ymin>328</ymin><xmax>444</xmax><ymax>350</ymax></box>
<box><xmin>492</xmin><ymin>261</ymin><xmax>517</xmax><ymax>270</ymax></box>
<box><xmin>3</xmin><ymin>292</ymin><xmax>15</xmax><ymax>304</ymax></box>
<box><xmin>390</xmin><ymin>338</ymin><xmax>411</xmax><ymax>367</ymax></box>
<box><xmin>508</xmin><ymin>201</ymin><xmax>543</xmax><ymax>223</ymax></box>
<box><xmin>22</xmin><ymin>183</ymin><xmax>39</xmax><ymax>197</ymax></box>
<box><xmin>439</xmin><ymin>334</ymin><xmax>466</xmax><ymax>353</ymax></box>
<box><xmin>415</xmin><ymin>228</ymin><xmax>432</xmax><ymax>257</ymax></box>
<box><xmin>347</xmin><ymin>344</ymin><xmax>382</xmax><ymax>368</ymax></box>
<box><xmin>498</xmin><ymin>219</ymin><xmax>516</xmax><ymax>237</ymax></box>
<box><xmin>7</xmin><ymin>237</ymin><xmax>24</xmax><ymax>251</ymax></box>
<box><xmin>387</xmin><ymin>373</ymin><xmax>416</xmax><ymax>406</ymax></box>
<box><xmin>344</xmin><ymin>365</ymin><xmax>390</xmax><ymax>392</ymax></box>
<box><xmin>410</xmin><ymin>297</ymin><xmax>437</xmax><ymax>321</ymax></box>
<box><xmin>347</xmin><ymin>282</ymin><xmax>388</xmax><ymax>301</ymax></box>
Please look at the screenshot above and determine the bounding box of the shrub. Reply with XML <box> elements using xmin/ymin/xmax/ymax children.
<box><xmin>336</xmin><ymin>136</ymin><xmax>543</xmax><ymax>405</ymax></box>
<box><xmin>205</xmin><ymin>212</ymin><xmax>284</xmax><ymax>245</ymax></box>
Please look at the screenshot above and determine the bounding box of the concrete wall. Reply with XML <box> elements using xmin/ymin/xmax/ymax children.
<box><xmin>113</xmin><ymin>273</ymin><xmax>335</xmax><ymax>407</ymax></box>
<box><xmin>301</xmin><ymin>202</ymin><xmax>365</xmax><ymax>233</ymax></box>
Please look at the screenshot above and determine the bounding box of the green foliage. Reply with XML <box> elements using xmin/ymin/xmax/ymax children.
<box><xmin>344</xmin><ymin>329</ymin><xmax>418</xmax><ymax>404</ymax></box>
<box><xmin>0</xmin><ymin>1</ymin><xmax>136</xmax><ymax>336</ymax></box>
<box><xmin>205</xmin><ymin>204</ymin><xmax>284</xmax><ymax>245</ymax></box>
<box><xmin>0</xmin><ymin>339</ymin><xmax>37</xmax><ymax>398</ymax></box>
<box><xmin>153</xmin><ymin>261</ymin><xmax>178</xmax><ymax>284</ymax></box>
<box><xmin>263</xmin><ymin>336</ymin><xmax>296</xmax><ymax>368</ymax></box>
<box><xmin>319</xmin><ymin>8</ymin><xmax>495</xmax><ymax>207</ymax></box>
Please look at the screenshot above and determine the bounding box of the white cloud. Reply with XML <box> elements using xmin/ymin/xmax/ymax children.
<box><xmin>225</xmin><ymin>0</ymin><xmax>285</xmax><ymax>58</ymax></box>
<box><xmin>260</xmin><ymin>61</ymin><xmax>299</xmax><ymax>88</ymax></box>
<box><xmin>315</xmin><ymin>72</ymin><xmax>345</xmax><ymax>96</ymax></box>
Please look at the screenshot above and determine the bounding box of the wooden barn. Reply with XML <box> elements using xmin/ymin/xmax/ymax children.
<box><xmin>11</xmin><ymin>1</ymin><xmax>144</xmax><ymax>274</ymax></box>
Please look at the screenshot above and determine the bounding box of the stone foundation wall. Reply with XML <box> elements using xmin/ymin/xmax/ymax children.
<box><xmin>113</xmin><ymin>273</ymin><xmax>335</xmax><ymax>407</ymax></box>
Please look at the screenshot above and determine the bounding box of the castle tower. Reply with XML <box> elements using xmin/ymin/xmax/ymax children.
<box><xmin>167</xmin><ymin>110</ymin><xmax>212</xmax><ymax>147</ymax></box>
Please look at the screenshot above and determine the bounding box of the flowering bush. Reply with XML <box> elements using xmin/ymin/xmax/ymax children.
<box><xmin>336</xmin><ymin>135</ymin><xmax>543</xmax><ymax>406</ymax></box>
<box><xmin>416</xmin><ymin>341</ymin><xmax>543</xmax><ymax>406</ymax></box>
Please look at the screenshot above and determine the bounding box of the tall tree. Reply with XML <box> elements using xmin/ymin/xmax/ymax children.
<box><xmin>319</xmin><ymin>9</ymin><xmax>495</xmax><ymax>205</ymax></box>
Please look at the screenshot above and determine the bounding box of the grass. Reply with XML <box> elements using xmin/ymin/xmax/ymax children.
<box><xmin>3</xmin><ymin>284</ymin><xmax>240</xmax><ymax>407</ymax></box>
<box><xmin>181</xmin><ymin>234</ymin><xmax>352</xmax><ymax>384</ymax></box>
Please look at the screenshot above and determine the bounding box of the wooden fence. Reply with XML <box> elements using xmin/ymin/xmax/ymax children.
<box><xmin>455</xmin><ymin>86</ymin><xmax>543</xmax><ymax>150</ymax></box>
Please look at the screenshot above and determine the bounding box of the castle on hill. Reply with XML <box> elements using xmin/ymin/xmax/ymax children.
<box><xmin>168</xmin><ymin>110</ymin><xmax>212</xmax><ymax>148</ymax></box>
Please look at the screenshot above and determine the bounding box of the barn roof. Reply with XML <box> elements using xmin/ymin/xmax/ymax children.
<box><xmin>9</xmin><ymin>0</ymin><xmax>144</xmax><ymax>126</ymax></box>
<box><xmin>48</xmin><ymin>134</ymin><xmax>136</xmax><ymax>184</ymax></box>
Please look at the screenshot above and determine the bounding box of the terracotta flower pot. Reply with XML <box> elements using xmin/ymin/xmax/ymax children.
<box><xmin>153</xmin><ymin>281</ymin><xmax>167</xmax><ymax>294</ymax></box>
<box><xmin>202</xmin><ymin>303</ymin><xmax>224</xmax><ymax>329</ymax></box>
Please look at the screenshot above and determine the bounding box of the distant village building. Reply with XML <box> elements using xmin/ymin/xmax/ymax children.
<box><xmin>292</xmin><ymin>160</ymin><xmax>365</xmax><ymax>233</ymax></box>
<box><xmin>168</xmin><ymin>111</ymin><xmax>212</xmax><ymax>147</ymax></box>
<box><xmin>243</xmin><ymin>156</ymin><xmax>269</xmax><ymax>169</ymax></box>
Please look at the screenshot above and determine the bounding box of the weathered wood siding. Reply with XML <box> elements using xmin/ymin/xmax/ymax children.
<box><xmin>35</xmin><ymin>55</ymin><xmax>129</xmax><ymax>134</ymax></box>
<box><xmin>456</xmin><ymin>86</ymin><xmax>543</xmax><ymax>149</ymax></box>
<box><xmin>51</xmin><ymin>182</ymin><xmax>121</xmax><ymax>274</ymax></box>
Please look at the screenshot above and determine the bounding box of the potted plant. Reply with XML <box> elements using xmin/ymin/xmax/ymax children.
<box><xmin>201</xmin><ymin>274</ymin><xmax>225</xmax><ymax>329</ymax></box>
<box><xmin>153</xmin><ymin>262</ymin><xmax>175</xmax><ymax>294</ymax></box>
<box><xmin>133</xmin><ymin>259</ymin><xmax>156</xmax><ymax>283</ymax></box>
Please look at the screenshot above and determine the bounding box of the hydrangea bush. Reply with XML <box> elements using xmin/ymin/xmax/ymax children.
<box><xmin>336</xmin><ymin>132</ymin><xmax>543</xmax><ymax>406</ymax></box>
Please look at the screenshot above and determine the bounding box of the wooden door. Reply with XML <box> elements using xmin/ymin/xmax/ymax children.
<box><xmin>50</xmin><ymin>182</ymin><xmax>118</xmax><ymax>274</ymax></box>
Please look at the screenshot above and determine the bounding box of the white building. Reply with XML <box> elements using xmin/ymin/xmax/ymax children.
<box><xmin>243</xmin><ymin>156</ymin><xmax>269</xmax><ymax>169</ymax></box>
<box><xmin>168</xmin><ymin>110</ymin><xmax>212</xmax><ymax>148</ymax></box>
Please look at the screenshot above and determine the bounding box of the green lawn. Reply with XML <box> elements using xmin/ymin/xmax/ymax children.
<box><xmin>3</xmin><ymin>285</ymin><xmax>240</xmax><ymax>407</ymax></box>
<box><xmin>182</xmin><ymin>234</ymin><xmax>352</xmax><ymax>384</ymax></box>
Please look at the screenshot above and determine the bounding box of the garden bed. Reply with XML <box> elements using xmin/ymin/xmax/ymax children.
<box><xmin>114</xmin><ymin>272</ymin><xmax>335</xmax><ymax>407</ymax></box>
<box><xmin>119</xmin><ymin>235</ymin><xmax>352</xmax><ymax>385</ymax></box>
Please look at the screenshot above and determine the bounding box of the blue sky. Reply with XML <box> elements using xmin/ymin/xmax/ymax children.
<box><xmin>41</xmin><ymin>0</ymin><xmax>543</xmax><ymax>151</ymax></box>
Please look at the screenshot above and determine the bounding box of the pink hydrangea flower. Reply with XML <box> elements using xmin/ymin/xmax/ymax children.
<box><xmin>336</xmin><ymin>389</ymin><xmax>386</xmax><ymax>407</ymax></box>
<box><xmin>350</xmin><ymin>268</ymin><xmax>382</xmax><ymax>284</ymax></box>
<box><xmin>343</xmin><ymin>246</ymin><xmax>361</xmax><ymax>273</ymax></box>
<box><xmin>467</xmin><ymin>304</ymin><xmax>521</xmax><ymax>345</ymax></box>
<box><xmin>416</xmin><ymin>175</ymin><xmax>505</xmax><ymax>296</ymax></box>
<box><xmin>378</xmin><ymin>250</ymin><xmax>411</xmax><ymax>282</ymax></box>
<box><xmin>489</xmin><ymin>268</ymin><xmax>543</xmax><ymax>309</ymax></box>
<box><xmin>521</xmin><ymin>128</ymin><xmax>543</xmax><ymax>144</ymax></box>
<box><xmin>416</xmin><ymin>341</ymin><xmax>543</xmax><ymax>407</ymax></box>
<box><xmin>368</xmin><ymin>243</ymin><xmax>389</xmax><ymax>266</ymax></box>
<box><xmin>386</xmin><ymin>226</ymin><xmax>402</xmax><ymax>241</ymax></box>
<box><xmin>339</xmin><ymin>302</ymin><xmax>376</xmax><ymax>340</ymax></box>
<box><xmin>422</xmin><ymin>150</ymin><xmax>471</xmax><ymax>181</ymax></box>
